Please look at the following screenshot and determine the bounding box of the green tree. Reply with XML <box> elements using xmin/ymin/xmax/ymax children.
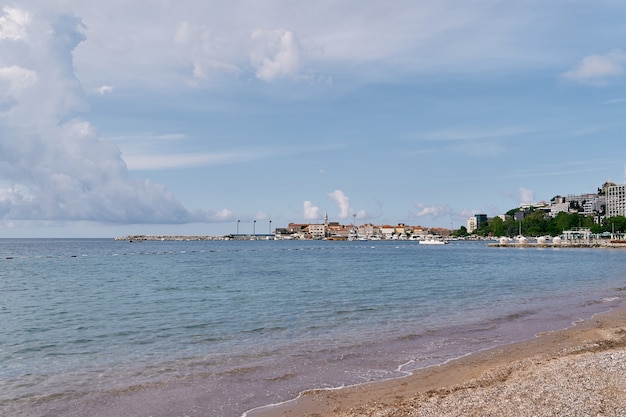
<box><xmin>453</xmin><ymin>226</ymin><xmax>469</xmax><ymax>237</ymax></box>
<box><xmin>603</xmin><ymin>216</ymin><xmax>626</xmax><ymax>233</ymax></box>
<box><xmin>489</xmin><ymin>216</ymin><xmax>505</xmax><ymax>236</ymax></box>
<box><xmin>551</xmin><ymin>212</ymin><xmax>579</xmax><ymax>234</ymax></box>
<box><xmin>523</xmin><ymin>210</ymin><xmax>548</xmax><ymax>236</ymax></box>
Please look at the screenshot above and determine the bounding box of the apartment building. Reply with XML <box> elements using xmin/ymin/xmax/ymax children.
<box><xmin>467</xmin><ymin>214</ymin><xmax>487</xmax><ymax>233</ymax></box>
<box><xmin>606</xmin><ymin>184</ymin><xmax>626</xmax><ymax>218</ymax></box>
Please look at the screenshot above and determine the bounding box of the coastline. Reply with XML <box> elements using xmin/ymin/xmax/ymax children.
<box><xmin>249</xmin><ymin>307</ymin><xmax>626</xmax><ymax>417</ymax></box>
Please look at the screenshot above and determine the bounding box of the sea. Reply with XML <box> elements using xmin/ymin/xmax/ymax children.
<box><xmin>2</xmin><ymin>238</ymin><xmax>626</xmax><ymax>417</ymax></box>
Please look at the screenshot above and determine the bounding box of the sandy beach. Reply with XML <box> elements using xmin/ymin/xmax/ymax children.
<box><xmin>251</xmin><ymin>307</ymin><xmax>626</xmax><ymax>417</ymax></box>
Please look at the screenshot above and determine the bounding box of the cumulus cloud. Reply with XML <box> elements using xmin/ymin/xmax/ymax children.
<box><xmin>328</xmin><ymin>190</ymin><xmax>351</xmax><ymax>219</ymax></box>
<box><xmin>32</xmin><ymin>1</ymin><xmax>540</xmax><ymax>91</ymax></box>
<box><xmin>251</xmin><ymin>29</ymin><xmax>301</xmax><ymax>81</ymax></box>
<box><xmin>0</xmin><ymin>7</ymin><xmax>228</xmax><ymax>225</ymax></box>
<box><xmin>518</xmin><ymin>187</ymin><xmax>535</xmax><ymax>205</ymax></box>
<box><xmin>0</xmin><ymin>6</ymin><xmax>30</xmax><ymax>41</ymax></box>
<box><xmin>412</xmin><ymin>204</ymin><xmax>454</xmax><ymax>218</ymax></box>
<box><xmin>327</xmin><ymin>190</ymin><xmax>366</xmax><ymax>220</ymax></box>
<box><xmin>174</xmin><ymin>21</ymin><xmax>240</xmax><ymax>81</ymax></box>
<box><xmin>303</xmin><ymin>200</ymin><xmax>321</xmax><ymax>220</ymax></box>
<box><xmin>213</xmin><ymin>208</ymin><xmax>234</xmax><ymax>221</ymax></box>
<box><xmin>563</xmin><ymin>49</ymin><xmax>626</xmax><ymax>86</ymax></box>
<box><xmin>0</xmin><ymin>65</ymin><xmax>37</xmax><ymax>94</ymax></box>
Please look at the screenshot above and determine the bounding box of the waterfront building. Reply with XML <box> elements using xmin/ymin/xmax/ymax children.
<box><xmin>357</xmin><ymin>223</ymin><xmax>377</xmax><ymax>238</ymax></box>
<box><xmin>379</xmin><ymin>225</ymin><xmax>396</xmax><ymax>240</ymax></box>
<box><xmin>308</xmin><ymin>223</ymin><xmax>326</xmax><ymax>239</ymax></box>
<box><xmin>562</xmin><ymin>227</ymin><xmax>592</xmax><ymax>242</ymax></box>
<box><xmin>467</xmin><ymin>214</ymin><xmax>487</xmax><ymax>233</ymax></box>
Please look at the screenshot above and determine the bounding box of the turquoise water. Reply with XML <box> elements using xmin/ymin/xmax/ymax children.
<box><xmin>1</xmin><ymin>239</ymin><xmax>625</xmax><ymax>417</ymax></box>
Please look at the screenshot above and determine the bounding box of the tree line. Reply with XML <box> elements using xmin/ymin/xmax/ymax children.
<box><xmin>455</xmin><ymin>211</ymin><xmax>626</xmax><ymax>237</ymax></box>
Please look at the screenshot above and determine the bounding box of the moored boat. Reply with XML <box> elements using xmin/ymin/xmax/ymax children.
<box><xmin>419</xmin><ymin>235</ymin><xmax>449</xmax><ymax>245</ymax></box>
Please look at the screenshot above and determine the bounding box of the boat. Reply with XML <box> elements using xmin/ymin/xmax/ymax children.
<box><xmin>419</xmin><ymin>235</ymin><xmax>449</xmax><ymax>245</ymax></box>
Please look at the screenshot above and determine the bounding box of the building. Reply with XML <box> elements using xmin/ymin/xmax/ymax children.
<box><xmin>379</xmin><ymin>225</ymin><xmax>396</xmax><ymax>239</ymax></box>
<box><xmin>549</xmin><ymin>201</ymin><xmax>570</xmax><ymax>218</ymax></box>
<box><xmin>467</xmin><ymin>214</ymin><xmax>488</xmax><ymax>233</ymax></box>
<box><xmin>357</xmin><ymin>223</ymin><xmax>378</xmax><ymax>238</ymax></box>
<box><xmin>606</xmin><ymin>184</ymin><xmax>626</xmax><ymax>218</ymax></box>
<box><xmin>307</xmin><ymin>224</ymin><xmax>326</xmax><ymax>239</ymax></box>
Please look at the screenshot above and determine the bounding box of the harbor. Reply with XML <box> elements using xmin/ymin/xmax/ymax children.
<box><xmin>488</xmin><ymin>227</ymin><xmax>626</xmax><ymax>248</ymax></box>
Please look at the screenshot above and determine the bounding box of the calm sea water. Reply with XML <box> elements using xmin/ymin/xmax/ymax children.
<box><xmin>1</xmin><ymin>239</ymin><xmax>626</xmax><ymax>417</ymax></box>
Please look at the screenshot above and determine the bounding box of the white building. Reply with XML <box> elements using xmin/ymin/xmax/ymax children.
<box><xmin>467</xmin><ymin>214</ymin><xmax>487</xmax><ymax>233</ymax></box>
<box><xmin>467</xmin><ymin>217</ymin><xmax>478</xmax><ymax>233</ymax></box>
<box><xmin>606</xmin><ymin>185</ymin><xmax>626</xmax><ymax>218</ymax></box>
<box><xmin>549</xmin><ymin>202</ymin><xmax>569</xmax><ymax>217</ymax></box>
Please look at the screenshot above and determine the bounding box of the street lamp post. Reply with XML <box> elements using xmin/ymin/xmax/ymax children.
<box><xmin>237</xmin><ymin>219</ymin><xmax>240</xmax><ymax>235</ymax></box>
<box><xmin>269</xmin><ymin>220</ymin><xmax>272</xmax><ymax>235</ymax></box>
<box><xmin>253</xmin><ymin>220</ymin><xmax>256</xmax><ymax>237</ymax></box>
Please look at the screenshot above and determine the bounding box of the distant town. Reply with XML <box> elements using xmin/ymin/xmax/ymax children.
<box><xmin>116</xmin><ymin>181</ymin><xmax>626</xmax><ymax>242</ymax></box>
<box><xmin>269</xmin><ymin>180</ymin><xmax>626</xmax><ymax>241</ymax></box>
<box><xmin>272</xmin><ymin>212</ymin><xmax>449</xmax><ymax>241</ymax></box>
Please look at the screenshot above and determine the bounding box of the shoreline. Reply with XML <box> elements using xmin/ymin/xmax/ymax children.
<box><xmin>249</xmin><ymin>307</ymin><xmax>626</xmax><ymax>417</ymax></box>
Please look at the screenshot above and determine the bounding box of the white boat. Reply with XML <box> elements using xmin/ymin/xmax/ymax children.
<box><xmin>419</xmin><ymin>235</ymin><xmax>449</xmax><ymax>245</ymax></box>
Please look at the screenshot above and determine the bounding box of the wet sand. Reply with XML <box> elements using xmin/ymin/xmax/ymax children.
<box><xmin>250</xmin><ymin>307</ymin><xmax>626</xmax><ymax>417</ymax></box>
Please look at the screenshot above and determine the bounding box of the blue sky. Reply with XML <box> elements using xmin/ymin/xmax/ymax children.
<box><xmin>1</xmin><ymin>1</ymin><xmax>626</xmax><ymax>237</ymax></box>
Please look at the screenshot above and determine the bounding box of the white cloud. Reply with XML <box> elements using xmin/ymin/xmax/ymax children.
<box><xmin>0</xmin><ymin>7</ymin><xmax>226</xmax><ymax>225</ymax></box>
<box><xmin>109</xmin><ymin>132</ymin><xmax>337</xmax><ymax>170</ymax></box>
<box><xmin>0</xmin><ymin>65</ymin><xmax>37</xmax><ymax>111</ymax></box>
<box><xmin>458</xmin><ymin>209</ymin><xmax>481</xmax><ymax>219</ymax></box>
<box><xmin>327</xmin><ymin>189</ymin><xmax>366</xmax><ymax>220</ymax></box>
<box><xmin>413</xmin><ymin>204</ymin><xmax>454</xmax><ymax>218</ymax></box>
<box><xmin>328</xmin><ymin>190</ymin><xmax>351</xmax><ymax>219</ymax></box>
<box><xmin>24</xmin><ymin>1</ymin><xmax>554</xmax><ymax>92</ymax></box>
<box><xmin>213</xmin><ymin>208</ymin><xmax>234</xmax><ymax>221</ymax></box>
<box><xmin>0</xmin><ymin>6</ymin><xmax>30</xmax><ymax>41</ymax></box>
<box><xmin>251</xmin><ymin>29</ymin><xmax>301</xmax><ymax>81</ymax></box>
<box><xmin>122</xmin><ymin>151</ymin><xmax>262</xmax><ymax>170</ymax></box>
<box><xmin>174</xmin><ymin>21</ymin><xmax>241</xmax><ymax>81</ymax></box>
<box><xmin>253</xmin><ymin>211</ymin><xmax>270</xmax><ymax>221</ymax></box>
<box><xmin>0</xmin><ymin>65</ymin><xmax>37</xmax><ymax>91</ymax></box>
<box><xmin>518</xmin><ymin>187</ymin><xmax>535</xmax><ymax>205</ymax></box>
<box><xmin>303</xmin><ymin>200</ymin><xmax>320</xmax><ymax>220</ymax></box>
<box><xmin>96</xmin><ymin>85</ymin><xmax>114</xmax><ymax>95</ymax></box>
<box><xmin>563</xmin><ymin>49</ymin><xmax>626</xmax><ymax>86</ymax></box>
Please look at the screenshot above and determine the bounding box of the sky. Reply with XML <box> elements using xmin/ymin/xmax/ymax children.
<box><xmin>1</xmin><ymin>1</ymin><xmax>626</xmax><ymax>237</ymax></box>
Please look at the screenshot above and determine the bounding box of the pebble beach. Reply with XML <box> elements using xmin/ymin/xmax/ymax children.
<box><xmin>253</xmin><ymin>308</ymin><xmax>626</xmax><ymax>417</ymax></box>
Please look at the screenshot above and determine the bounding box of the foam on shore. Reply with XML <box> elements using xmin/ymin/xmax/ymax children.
<box><xmin>249</xmin><ymin>307</ymin><xmax>626</xmax><ymax>417</ymax></box>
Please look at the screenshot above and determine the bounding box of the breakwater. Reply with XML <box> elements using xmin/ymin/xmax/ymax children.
<box><xmin>488</xmin><ymin>240</ymin><xmax>626</xmax><ymax>248</ymax></box>
<box><xmin>115</xmin><ymin>235</ymin><xmax>228</xmax><ymax>242</ymax></box>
